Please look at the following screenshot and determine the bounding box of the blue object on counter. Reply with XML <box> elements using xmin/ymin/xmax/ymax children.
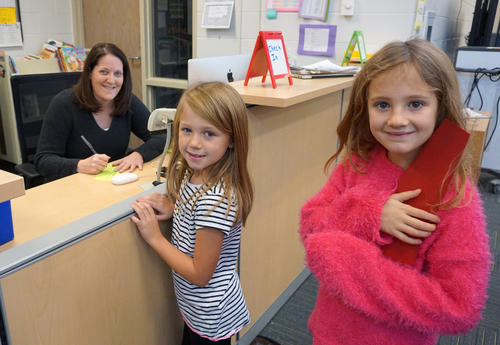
<box><xmin>0</xmin><ymin>201</ymin><xmax>15</xmax><ymax>245</ymax></box>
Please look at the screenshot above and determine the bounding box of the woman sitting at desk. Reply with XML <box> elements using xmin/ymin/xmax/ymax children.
<box><xmin>34</xmin><ymin>42</ymin><xmax>165</xmax><ymax>182</ymax></box>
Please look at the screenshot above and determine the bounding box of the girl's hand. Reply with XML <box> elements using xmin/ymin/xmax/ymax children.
<box><xmin>77</xmin><ymin>154</ymin><xmax>110</xmax><ymax>174</ymax></box>
<box><xmin>381</xmin><ymin>189</ymin><xmax>440</xmax><ymax>245</ymax></box>
<box><xmin>131</xmin><ymin>201</ymin><xmax>164</xmax><ymax>244</ymax></box>
<box><xmin>113</xmin><ymin>151</ymin><xmax>144</xmax><ymax>173</ymax></box>
<box><xmin>136</xmin><ymin>193</ymin><xmax>174</xmax><ymax>220</ymax></box>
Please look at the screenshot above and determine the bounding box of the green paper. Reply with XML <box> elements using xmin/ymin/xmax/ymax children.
<box><xmin>93</xmin><ymin>163</ymin><xmax>119</xmax><ymax>181</ymax></box>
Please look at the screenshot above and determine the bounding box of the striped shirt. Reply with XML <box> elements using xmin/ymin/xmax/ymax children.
<box><xmin>171</xmin><ymin>177</ymin><xmax>249</xmax><ymax>340</ymax></box>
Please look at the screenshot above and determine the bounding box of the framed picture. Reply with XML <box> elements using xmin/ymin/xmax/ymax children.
<box><xmin>299</xmin><ymin>0</ymin><xmax>330</xmax><ymax>20</ymax></box>
<box><xmin>201</xmin><ymin>1</ymin><xmax>234</xmax><ymax>29</ymax></box>
<box><xmin>298</xmin><ymin>24</ymin><xmax>337</xmax><ymax>56</ymax></box>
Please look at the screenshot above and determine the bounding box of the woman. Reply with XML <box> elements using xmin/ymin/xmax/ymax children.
<box><xmin>34</xmin><ymin>42</ymin><xmax>165</xmax><ymax>182</ymax></box>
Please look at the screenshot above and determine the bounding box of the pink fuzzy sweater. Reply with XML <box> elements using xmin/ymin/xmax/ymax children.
<box><xmin>299</xmin><ymin>147</ymin><xmax>491</xmax><ymax>345</ymax></box>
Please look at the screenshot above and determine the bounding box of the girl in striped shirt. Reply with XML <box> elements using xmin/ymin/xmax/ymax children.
<box><xmin>131</xmin><ymin>81</ymin><xmax>253</xmax><ymax>345</ymax></box>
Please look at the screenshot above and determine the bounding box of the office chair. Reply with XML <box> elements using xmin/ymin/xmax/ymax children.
<box><xmin>11</xmin><ymin>72</ymin><xmax>81</xmax><ymax>188</ymax></box>
<box><xmin>147</xmin><ymin>108</ymin><xmax>176</xmax><ymax>185</ymax></box>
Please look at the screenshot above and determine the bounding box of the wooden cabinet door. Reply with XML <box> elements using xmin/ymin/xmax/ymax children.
<box><xmin>82</xmin><ymin>0</ymin><xmax>143</xmax><ymax>101</ymax></box>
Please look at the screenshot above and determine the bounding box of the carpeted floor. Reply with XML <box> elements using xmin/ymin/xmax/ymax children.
<box><xmin>254</xmin><ymin>169</ymin><xmax>500</xmax><ymax>345</ymax></box>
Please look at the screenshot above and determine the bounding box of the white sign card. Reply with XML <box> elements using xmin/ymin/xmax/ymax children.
<box><xmin>303</xmin><ymin>27</ymin><xmax>330</xmax><ymax>52</ymax></box>
<box><xmin>0</xmin><ymin>22</ymin><xmax>22</xmax><ymax>47</ymax></box>
<box><xmin>266</xmin><ymin>38</ymin><xmax>288</xmax><ymax>75</ymax></box>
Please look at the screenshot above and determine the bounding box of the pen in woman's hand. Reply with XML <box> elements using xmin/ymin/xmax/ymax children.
<box><xmin>81</xmin><ymin>135</ymin><xmax>97</xmax><ymax>155</ymax></box>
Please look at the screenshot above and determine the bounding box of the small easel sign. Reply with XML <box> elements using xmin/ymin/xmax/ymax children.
<box><xmin>244</xmin><ymin>31</ymin><xmax>293</xmax><ymax>89</ymax></box>
<box><xmin>341</xmin><ymin>30</ymin><xmax>367</xmax><ymax>66</ymax></box>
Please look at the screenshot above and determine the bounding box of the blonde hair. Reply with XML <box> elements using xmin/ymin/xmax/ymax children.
<box><xmin>166</xmin><ymin>82</ymin><xmax>253</xmax><ymax>225</ymax></box>
<box><xmin>326</xmin><ymin>38</ymin><xmax>473</xmax><ymax>208</ymax></box>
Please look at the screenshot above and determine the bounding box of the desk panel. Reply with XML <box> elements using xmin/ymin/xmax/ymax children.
<box><xmin>241</xmin><ymin>88</ymin><xmax>349</xmax><ymax>333</ymax></box>
<box><xmin>0</xmin><ymin>207</ymin><xmax>182</xmax><ymax>345</ymax></box>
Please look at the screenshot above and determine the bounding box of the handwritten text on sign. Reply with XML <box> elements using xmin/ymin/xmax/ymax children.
<box><xmin>266</xmin><ymin>39</ymin><xmax>288</xmax><ymax>76</ymax></box>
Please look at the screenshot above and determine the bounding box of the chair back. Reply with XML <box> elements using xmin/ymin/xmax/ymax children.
<box><xmin>10</xmin><ymin>72</ymin><xmax>81</xmax><ymax>164</ymax></box>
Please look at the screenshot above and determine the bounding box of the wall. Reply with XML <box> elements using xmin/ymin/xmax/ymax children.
<box><xmin>196</xmin><ymin>0</ymin><xmax>475</xmax><ymax>65</ymax></box>
<box><xmin>3</xmin><ymin>0</ymin><xmax>75</xmax><ymax>58</ymax></box>
<box><xmin>425</xmin><ymin>0</ymin><xmax>475</xmax><ymax>55</ymax></box>
<box><xmin>5</xmin><ymin>0</ymin><xmax>475</xmax><ymax>65</ymax></box>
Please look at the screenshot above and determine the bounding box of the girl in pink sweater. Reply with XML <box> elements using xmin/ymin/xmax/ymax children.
<box><xmin>299</xmin><ymin>38</ymin><xmax>491</xmax><ymax>345</ymax></box>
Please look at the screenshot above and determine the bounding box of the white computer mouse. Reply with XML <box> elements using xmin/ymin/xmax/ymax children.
<box><xmin>111</xmin><ymin>172</ymin><xmax>138</xmax><ymax>185</ymax></box>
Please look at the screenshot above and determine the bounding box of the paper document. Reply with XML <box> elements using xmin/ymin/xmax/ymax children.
<box><xmin>303</xmin><ymin>28</ymin><xmax>330</xmax><ymax>52</ymax></box>
<box><xmin>300</xmin><ymin>60</ymin><xmax>360</xmax><ymax>73</ymax></box>
<box><xmin>93</xmin><ymin>164</ymin><xmax>119</xmax><ymax>181</ymax></box>
<box><xmin>0</xmin><ymin>22</ymin><xmax>22</xmax><ymax>47</ymax></box>
<box><xmin>464</xmin><ymin>108</ymin><xmax>490</xmax><ymax>118</ymax></box>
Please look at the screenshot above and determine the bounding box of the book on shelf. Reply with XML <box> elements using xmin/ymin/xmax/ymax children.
<box><xmin>56</xmin><ymin>45</ymin><xmax>86</xmax><ymax>72</ymax></box>
<box><xmin>39</xmin><ymin>43</ymin><xmax>57</xmax><ymax>59</ymax></box>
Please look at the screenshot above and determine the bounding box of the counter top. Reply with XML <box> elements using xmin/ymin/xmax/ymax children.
<box><xmin>4</xmin><ymin>161</ymin><xmax>161</xmax><ymax>252</ymax></box>
<box><xmin>230</xmin><ymin>76</ymin><xmax>354</xmax><ymax>108</ymax></box>
<box><xmin>0</xmin><ymin>170</ymin><xmax>25</xmax><ymax>204</ymax></box>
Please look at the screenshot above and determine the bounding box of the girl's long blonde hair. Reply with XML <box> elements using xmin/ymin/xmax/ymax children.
<box><xmin>326</xmin><ymin>39</ymin><xmax>473</xmax><ymax>208</ymax></box>
<box><xmin>166</xmin><ymin>82</ymin><xmax>253</xmax><ymax>225</ymax></box>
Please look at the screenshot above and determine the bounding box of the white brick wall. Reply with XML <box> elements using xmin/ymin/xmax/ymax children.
<box><xmin>4</xmin><ymin>0</ymin><xmax>475</xmax><ymax>68</ymax></box>
<box><xmin>196</xmin><ymin>0</ymin><xmax>475</xmax><ymax>65</ymax></box>
<box><xmin>3</xmin><ymin>0</ymin><xmax>74</xmax><ymax>58</ymax></box>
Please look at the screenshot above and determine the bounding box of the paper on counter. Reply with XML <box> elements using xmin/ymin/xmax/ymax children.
<box><xmin>301</xmin><ymin>60</ymin><xmax>360</xmax><ymax>73</ymax></box>
<box><xmin>93</xmin><ymin>163</ymin><xmax>119</xmax><ymax>181</ymax></box>
<box><xmin>464</xmin><ymin>108</ymin><xmax>490</xmax><ymax>118</ymax></box>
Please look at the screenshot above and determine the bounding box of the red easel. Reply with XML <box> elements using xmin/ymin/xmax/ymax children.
<box><xmin>244</xmin><ymin>31</ymin><xmax>293</xmax><ymax>89</ymax></box>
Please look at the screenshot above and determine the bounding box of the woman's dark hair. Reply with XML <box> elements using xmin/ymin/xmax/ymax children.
<box><xmin>73</xmin><ymin>42</ymin><xmax>132</xmax><ymax>116</ymax></box>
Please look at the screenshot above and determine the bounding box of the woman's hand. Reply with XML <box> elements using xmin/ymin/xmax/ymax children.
<box><xmin>381</xmin><ymin>189</ymin><xmax>440</xmax><ymax>245</ymax></box>
<box><xmin>77</xmin><ymin>154</ymin><xmax>110</xmax><ymax>174</ymax></box>
<box><xmin>131</xmin><ymin>201</ymin><xmax>164</xmax><ymax>245</ymax></box>
<box><xmin>113</xmin><ymin>151</ymin><xmax>144</xmax><ymax>173</ymax></box>
<box><xmin>136</xmin><ymin>193</ymin><xmax>174</xmax><ymax>220</ymax></box>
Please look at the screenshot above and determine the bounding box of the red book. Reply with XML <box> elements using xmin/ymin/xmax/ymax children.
<box><xmin>381</xmin><ymin>119</ymin><xmax>470</xmax><ymax>266</ymax></box>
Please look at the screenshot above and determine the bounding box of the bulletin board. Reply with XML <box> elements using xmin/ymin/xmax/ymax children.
<box><xmin>0</xmin><ymin>0</ymin><xmax>22</xmax><ymax>48</ymax></box>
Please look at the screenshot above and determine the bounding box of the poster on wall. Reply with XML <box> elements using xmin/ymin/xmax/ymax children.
<box><xmin>299</xmin><ymin>0</ymin><xmax>330</xmax><ymax>20</ymax></box>
<box><xmin>201</xmin><ymin>1</ymin><xmax>234</xmax><ymax>29</ymax></box>
<box><xmin>298</xmin><ymin>24</ymin><xmax>336</xmax><ymax>56</ymax></box>
<box><xmin>266</xmin><ymin>0</ymin><xmax>300</xmax><ymax>12</ymax></box>
<box><xmin>0</xmin><ymin>0</ymin><xmax>22</xmax><ymax>47</ymax></box>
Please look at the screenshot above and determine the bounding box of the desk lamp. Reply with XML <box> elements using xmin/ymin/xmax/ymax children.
<box><xmin>147</xmin><ymin>108</ymin><xmax>176</xmax><ymax>185</ymax></box>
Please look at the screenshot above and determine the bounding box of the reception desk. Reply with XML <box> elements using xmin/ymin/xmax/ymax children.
<box><xmin>230</xmin><ymin>77</ymin><xmax>352</xmax><ymax>340</ymax></box>
<box><xmin>0</xmin><ymin>76</ymin><xmax>353</xmax><ymax>345</ymax></box>
<box><xmin>1</xmin><ymin>163</ymin><xmax>184</xmax><ymax>345</ymax></box>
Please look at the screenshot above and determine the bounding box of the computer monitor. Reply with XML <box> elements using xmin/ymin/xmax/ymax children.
<box><xmin>187</xmin><ymin>54</ymin><xmax>251</xmax><ymax>87</ymax></box>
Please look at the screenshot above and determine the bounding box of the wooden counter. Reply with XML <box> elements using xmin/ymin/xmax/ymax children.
<box><xmin>5</xmin><ymin>163</ymin><xmax>158</xmax><ymax>251</ymax></box>
<box><xmin>231</xmin><ymin>76</ymin><xmax>353</xmax><ymax>339</ymax></box>
<box><xmin>464</xmin><ymin>114</ymin><xmax>491</xmax><ymax>182</ymax></box>
<box><xmin>1</xmin><ymin>161</ymin><xmax>183</xmax><ymax>345</ymax></box>
<box><xmin>231</xmin><ymin>76</ymin><xmax>353</xmax><ymax>107</ymax></box>
<box><xmin>0</xmin><ymin>170</ymin><xmax>25</xmax><ymax>204</ymax></box>
<box><xmin>0</xmin><ymin>76</ymin><xmax>354</xmax><ymax>345</ymax></box>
